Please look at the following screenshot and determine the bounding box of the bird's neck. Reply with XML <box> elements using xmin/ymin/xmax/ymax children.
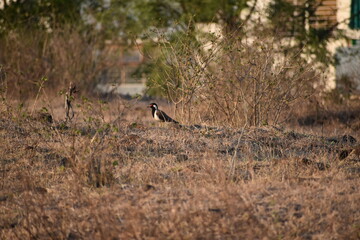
<box><xmin>152</xmin><ymin>107</ymin><xmax>156</xmax><ymax>117</ymax></box>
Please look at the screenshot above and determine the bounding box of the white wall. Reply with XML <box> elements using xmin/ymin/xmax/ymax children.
<box><xmin>326</xmin><ymin>0</ymin><xmax>360</xmax><ymax>90</ymax></box>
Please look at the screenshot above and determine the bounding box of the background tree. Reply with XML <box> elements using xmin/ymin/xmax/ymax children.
<box><xmin>267</xmin><ymin>0</ymin><xmax>341</xmax><ymax>64</ymax></box>
<box><xmin>0</xmin><ymin>0</ymin><xmax>88</xmax><ymax>35</ymax></box>
<box><xmin>0</xmin><ymin>0</ymin><xmax>105</xmax><ymax>100</ymax></box>
<box><xmin>0</xmin><ymin>0</ymin><xmax>348</xmax><ymax>101</ymax></box>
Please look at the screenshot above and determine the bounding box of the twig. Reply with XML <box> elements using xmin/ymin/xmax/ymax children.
<box><xmin>228</xmin><ymin>124</ymin><xmax>247</xmax><ymax>179</ymax></box>
<box><xmin>65</xmin><ymin>82</ymin><xmax>78</xmax><ymax>122</ymax></box>
<box><xmin>30</xmin><ymin>77</ymin><xmax>47</xmax><ymax>116</ymax></box>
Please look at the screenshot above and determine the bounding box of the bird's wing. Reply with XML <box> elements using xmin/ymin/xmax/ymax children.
<box><xmin>157</xmin><ymin>110</ymin><xmax>178</xmax><ymax>123</ymax></box>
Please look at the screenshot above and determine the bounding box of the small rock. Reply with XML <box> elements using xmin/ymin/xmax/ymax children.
<box><xmin>143</xmin><ymin>184</ymin><xmax>155</xmax><ymax>191</ymax></box>
<box><xmin>293</xmin><ymin>212</ymin><xmax>303</xmax><ymax>218</ymax></box>
<box><xmin>294</xmin><ymin>204</ymin><xmax>302</xmax><ymax>211</ymax></box>
<box><xmin>24</xmin><ymin>145</ymin><xmax>35</xmax><ymax>150</ymax></box>
<box><xmin>0</xmin><ymin>194</ymin><xmax>8</xmax><ymax>202</ymax></box>
<box><xmin>60</xmin><ymin>157</ymin><xmax>71</xmax><ymax>167</ymax></box>
<box><xmin>208</xmin><ymin>208</ymin><xmax>222</xmax><ymax>213</ymax></box>
<box><xmin>176</xmin><ymin>154</ymin><xmax>189</xmax><ymax>162</ymax></box>
<box><xmin>339</xmin><ymin>149</ymin><xmax>350</xmax><ymax>160</ymax></box>
<box><xmin>34</xmin><ymin>187</ymin><xmax>47</xmax><ymax>194</ymax></box>
<box><xmin>67</xmin><ymin>231</ymin><xmax>81</xmax><ymax>240</ymax></box>
<box><xmin>302</xmin><ymin>158</ymin><xmax>313</xmax><ymax>165</ymax></box>
<box><xmin>315</xmin><ymin>162</ymin><xmax>328</xmax><ymax>171</ymax></box>
<box><xmin>341</xmin><ymin>135</ymin><xmax>357</xmax><ymax>144</ymax></box>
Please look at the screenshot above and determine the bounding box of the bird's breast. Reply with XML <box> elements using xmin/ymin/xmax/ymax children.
<box><xmin>154</xmin><ymin>110</ymin><xmax>162</xmax><ymax>121</ymax></box>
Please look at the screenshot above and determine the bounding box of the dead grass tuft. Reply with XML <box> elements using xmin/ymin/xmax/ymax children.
<box><xmin>1</xmin><ymin>99</ymin><xmax>359</xmax><ymax>239</ymax></box>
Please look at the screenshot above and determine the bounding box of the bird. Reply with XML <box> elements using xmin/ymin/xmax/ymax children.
<box><xmin>148</xmin><ymin>103</ymin><xmax>179</xmax><ymax>124</ymax></box>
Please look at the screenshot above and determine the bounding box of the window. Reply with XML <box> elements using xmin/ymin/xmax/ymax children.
<box><xmin>350</xmin><ymin>0</ymin><xmax>360</xmax><ymax>29</ymax></box>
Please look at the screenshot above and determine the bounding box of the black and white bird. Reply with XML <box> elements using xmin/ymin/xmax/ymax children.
<box><xmin>148</xmin><ymin>103</ymin><xmax>179</xmax><ymax>124</ymax></box>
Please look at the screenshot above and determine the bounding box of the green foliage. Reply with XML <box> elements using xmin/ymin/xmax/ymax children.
<box><xmin>0</xmin><ymin>0</ymin><xmax>347</xmax><ymax>100</ymax></box>
<box><xmin>143</xmin><ymin>29</ymin><xmax>204</xmax><ymax>98</ymax></box>
<box><xmin>87</xmin><ymin>0</ymin><xmax>251</xmax><ymax>44</ymax></box>
<box><xmin>0</xmin><ymin>0</ymin><xmax>86</xmax><ymax>35</ymax></box>
<box><xmin>267</xmin><ymin>0</ymin><xmax>339</xmax><ymax>64</ymax></box>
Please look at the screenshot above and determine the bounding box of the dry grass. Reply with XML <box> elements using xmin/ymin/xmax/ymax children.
<box><xmin>0</xmin><ymin>98</ymin><xmax>360</xmax><ymax>240</ymax></box>
<box><xmin>0</xmin><ymin>27</ymin><xmax>111</xmax><ymax>101</ymax></box>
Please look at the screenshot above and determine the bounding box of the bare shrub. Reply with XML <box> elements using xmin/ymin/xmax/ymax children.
<box><xmin>148</xmin><ymin>29</ymin><xmax>323</xmax><ymax>127</ymax></box>
<box><xmin>0</xmin><ymin>26</ymin><xmax>108</xmax><ymax>101</ymax></box>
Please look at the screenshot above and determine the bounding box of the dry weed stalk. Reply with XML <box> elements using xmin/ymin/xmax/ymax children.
<box><xmin>229</xmin><ymin>123</ymin><xmax>247</xmax><ymax>179</ymax></box>
<box><xmin>30</xmin><ymin>77</ymin><xmax>47</xmax><ymax>116</ymax></box>
<box><xmin>65</xmin><ymin>82</ymin><xmax>78</xmax><ymax>122</ymax></box>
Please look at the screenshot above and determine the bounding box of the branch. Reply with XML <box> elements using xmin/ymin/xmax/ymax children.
<box><xmin>243</xmin><ymin>0</ymin><xmax>258</xmax><ymax>25</ymax></box>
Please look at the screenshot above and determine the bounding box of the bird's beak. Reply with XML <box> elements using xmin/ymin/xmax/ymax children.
<box><xmin>148</xmin><ymin>104</ymin><xmax>152</xmax><ymax>108</ymax></box>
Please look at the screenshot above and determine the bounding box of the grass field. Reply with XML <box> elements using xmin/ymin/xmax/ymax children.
<box><xmin>1</xmin><ymin>98</ymin><xmax>360</xmax><ymax>239</ymax></box>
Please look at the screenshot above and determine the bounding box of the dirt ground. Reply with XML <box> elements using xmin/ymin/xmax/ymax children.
<box><xmin>1</xmin><ymin>97</ymin><xmax>360</xmax><ymax>239</ymax></box>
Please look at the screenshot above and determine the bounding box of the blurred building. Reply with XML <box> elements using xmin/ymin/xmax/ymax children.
<box><xmin>95</xmin><ymin>40</ymin><xmax>146</xmax><ymax>96</ymax></box>
<box><xmin>283</xmin><ymin>0</ymin><xmax>360</xmax><ymax>92</ymax></box>
<box><xmin>332</xmin><ymin>0</ymin><xmax>360</xmax><ymax>93</ymax></box>
<box><xmin>95</xmin><ymin>0</ymin><xmax>360</xmax><ymax>96</ymax></box>
<box><xmin>260</xmin><ymin>0</ymin><xmax>360</xmax><ymax>92</ymax></box>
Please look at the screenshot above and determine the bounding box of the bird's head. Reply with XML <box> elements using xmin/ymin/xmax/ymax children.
<box><xmin>148</xmin><ymin>103</ymin><xmax>158</xmax><ymax>110</ymax></box>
